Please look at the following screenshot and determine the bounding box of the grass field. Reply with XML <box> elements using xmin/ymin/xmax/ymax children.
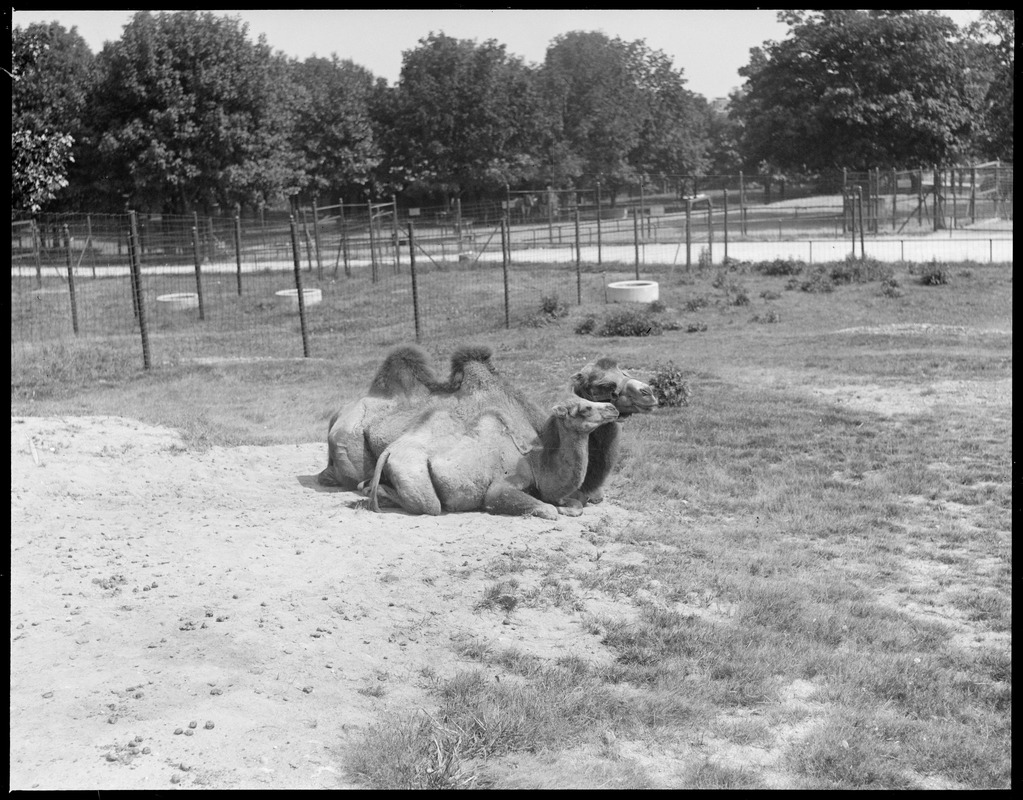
<box><xmin>10</xmin><ymin>257</ymin><xmax>1012</xmax><ymax>788</ymax></box>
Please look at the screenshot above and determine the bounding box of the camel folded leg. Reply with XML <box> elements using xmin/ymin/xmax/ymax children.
<box><xmin>484</xmin><ymin>478</ymin><xmax>559</xmax><ymax>520</ymax></box>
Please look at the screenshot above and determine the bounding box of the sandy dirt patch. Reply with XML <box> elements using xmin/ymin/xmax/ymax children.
<box><xmin>10</xmin><ymin>415</ymin><xmax>645</xmax><ymax>790</ymax></box>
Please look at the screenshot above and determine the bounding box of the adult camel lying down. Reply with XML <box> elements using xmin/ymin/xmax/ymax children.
<box><xmin>317</xmin><ymin>344</ymin><xmax>544</xmax><ymax>490</ymax></box>
<box><xmin>364</xmin><ymin>395</ymin><xmax>619</xmax><ymax>519</ymax></box>
<box><xmin>318</xmin><ymin>345</ymin><xmax>659</xmax><ymax>508</ymax></box>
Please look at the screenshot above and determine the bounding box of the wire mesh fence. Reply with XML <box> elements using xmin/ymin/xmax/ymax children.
<box><xmin>11</xmin><ymin>164</ymin><xmax>1014</xmax><ymax>373</ymax></box>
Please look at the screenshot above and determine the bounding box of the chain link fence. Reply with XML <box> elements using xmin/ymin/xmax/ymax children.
<box><xmin>11</xmin><ymin>164</ymin><xmax>1013</xmax><ymax>372</ymax></box>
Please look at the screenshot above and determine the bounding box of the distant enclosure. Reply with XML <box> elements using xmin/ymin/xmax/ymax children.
<box><xmin>11</xmin><ymin>165</ymin><xmax>1013</xmax><ymax>373</ymax></box>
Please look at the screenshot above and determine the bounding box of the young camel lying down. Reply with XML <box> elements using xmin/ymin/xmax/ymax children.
<box><xmin>362</xmin><ymin>396</ymin><xmax>619</xmax><ymax>519</ymax></box>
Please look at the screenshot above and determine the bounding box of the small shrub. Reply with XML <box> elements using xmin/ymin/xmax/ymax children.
<box><xmin>574</xmin><ymin>315</ymin><xmax>597</xmax><ymax>335</ymax></box>
<box><xmin>801</xmin><ymin>267</ymin><xmax>835</xmax><ymax>293</ymax></box>
<box><xmin>760</xmin><ymin>290</ymin><xmax>781</xmax><ymax>301</ymax></box>
<box><xmin>753</xmin><ymin>257</ymin><xmax>805</xmax><ymax>276</ymax></box>
<box><xmin>649</xmin><ymin>362</ymin><xmax>692</xmax><ymax>407</ymax></box>
<box><xmin>880</xmin><ymin>277</ymin><xmax>904</xmax><ymax>298</ymax></box>
<box><xmin>648</xmin><ymin>299</ymin><xmax>668</xmax><ymax>313</ymax></box>
<box><xmin>831</xmin><ymin>256</ymin><xmax>893</xmax><ymax>284</ymax></box>
<box><xmin>919</xmin><ymin>262</ymin><xmax>951</xmax><ymax>286</ymax></box>
<box><xmin>698</xmin><ymin>247</ymin><xmax>713</xmax><ymax>270</ymax></box>
<box><xmin>598</xmin><ymin>309</ymin><xmax>663</xmax><ymax>337</ymax></box>
<box><xmin>713</xmin><ymin>271</ymin><xmax>750</xmax><ymax>305</ymax></box>
<box><xmin>685</xmin><ymin>295</ymin><xmax>711</xmax><ymax>312</ymax></box>
<box><xmin>686</xmin><ymin>322</ymin><xmax>708</xmax><ymax>333</ymax></box>
<box><xmin>539</xmin><ymin>294</ymin><xmax>569</xmax><ymax>318</ymax></box>
<box><xmin>751</xmin><ymin>310</ymin><xmax>781</xmax><ymax>324</ymax></box>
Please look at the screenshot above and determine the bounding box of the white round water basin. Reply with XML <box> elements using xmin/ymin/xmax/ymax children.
<box><xmin>156</xmin><ymin>292</ymin><xmax>199</xmax><ymax>310</ymax></box>
<box><xmin>606</xmin><ymin>280</ymin><xmax>659</xmax><ymax>303</ymax></box>
<box><xmin>275</xmin><ymin>288</ymin><xmax>323</xmax><ymax>309</ymax></box>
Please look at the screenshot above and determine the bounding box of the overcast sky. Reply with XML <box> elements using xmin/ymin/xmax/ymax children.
<box><xmin>12</xmin><ymin>9</ymin><xmax>983</xmax><ymax>101</ymax></box>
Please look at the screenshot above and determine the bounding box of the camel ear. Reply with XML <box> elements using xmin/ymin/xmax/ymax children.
<box><xmin>552</xmin><ymin>403</ymin><xmax>569</xmax><ymax>418</ymax></box>
<box><xmin>570</xmin><ymin>371</ymin><xmax>583</xmax><ymax>388</ymax></box>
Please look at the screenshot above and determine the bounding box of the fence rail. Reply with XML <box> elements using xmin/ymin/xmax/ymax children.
<box><xmin>11</xmin><ymin>176</ymin><xmax>1014</xmax><ymax>373</ymax></box>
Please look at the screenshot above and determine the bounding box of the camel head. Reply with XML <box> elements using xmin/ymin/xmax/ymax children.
<box><xmin>571</xmin><ymin>358</ymin><xmax>658</xmax><ymax>416</ymax></box>
<box><xmin>552</xmin><ymin>397</ymin><xmax>619</xmax><ymax>433</ymax></box>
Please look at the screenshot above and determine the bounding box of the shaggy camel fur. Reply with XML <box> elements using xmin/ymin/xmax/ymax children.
<box><xmin>318</xmin><ymin>345</ymin><xmax>545</xmax><ymax>490</ymax></box>
<box><xmin>364</xmin><ymin>395</ymin><xmax>619</xmax><ymax>518</ymax></box>
<box><xmin>317</xmin><ymin>345</ymin><xmax>443</xmax><ymax>489</ymax></box>
<box><xmin>568</xmin><ymin>357</ymin><xmax>659</xmax><ymax>507</ymax></box>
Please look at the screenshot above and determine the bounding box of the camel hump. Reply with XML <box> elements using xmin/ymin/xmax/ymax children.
<box><xmin>368</xmin><ymin>345</ymin><xmax>441</xmax><ymax>397</ymax></box>
<box><xmin>447</xmin><ymin>345</ymin><xmax>497</xmax><ymax>392</ymax></box>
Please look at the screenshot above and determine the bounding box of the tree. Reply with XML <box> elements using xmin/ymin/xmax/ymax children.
<box><xmin>290</xmin><ymin>55</ymin><xmax>380</xmax><ymax>204</ymax></box>
<box><xmin>90</xmin><ymin>11</ymin><xmax>305</xmax><ymax>213</ymax></box>
<box><xmin>732</xmin><ymin>10</ymin><xmax>984</xmax><ymax>171</ymax></box>
<box><xmin>379</xmin><ymin>33</ymin><xmax>544</xmax><ymax>203</ymax></box>
<box><xmin>970</xmin><ymin>10</ymin><xmax>1013</xmax><ymax>160</ymax></box>
<box><xmin>539</xmin><ymin>31</ymin><xmax>647</xmax><ymax>193</ymax></box>
<box><xmin>11</xmin><ymin>23</ymin><xmax>95</xmax><ymax>211</ymax></box>
<box><xmin>538</xmin><ymin>32</ymin><xmax>708</xmax><ymax>202</ymax></box>
<box><xmin>624</xmin><ymin>39</ymin><xmax>708</xmax><ymax>179</ymax></box>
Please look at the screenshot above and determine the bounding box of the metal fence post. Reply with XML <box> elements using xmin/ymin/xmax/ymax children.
<box><xmin>233</xmin><ymin>214</ymin><xmax>243</xmax><ymax>295</ymax></box>
<box><xmin>857</xmin><ymin>188</ymin><xmax>866</xmax><ymax>260</ymax></box>
<box><xmin>86</xmin><ymin>214</ymin><xmax>97</xmax><ymax>278</ymax></box>
<box><xmin>500</xmin><ymin>219</ymin><xmax>510</xmax><ymax>329</ymax></box>
<box><xmin>632</xmin><ymin>207</ymin><xmax>640</xmax><ymax>279</ymax></box>
<box><xmin>575</xmin><ymin>208</ymin><xmax>582</xmax><ymax>304</ymax></box>
<box><xmin>723</xmin><ymin>188</ymin><xmax>729</xmax><ymax>262</ymax></box>
<box><xmin>408</xmin><ymin>222</ymin><xmax>422</xmax><ymax>342</ymax></box>
<box><xmin>289</xmin><ymin>216</ymin><xmax>311</xmax><ymax>358</ymax></box>
<box><xmin>367</xmin><ymin>200</ymin><xmax>378</xmax><ymax>283</ymax></box>
<box><xmin>311</xmin><ymin>198</ymin><xmax>324</xmax><ymax>279</ymax></box>
<box><xmin>685</xmin><ymin>198</ymin><xmax>692</xmax><ymax>272</ymax></box>
<box><xmin>391</xmin><ymin>195</ymin><xmax>401</xmax><ymax>273</ymax></box>
<box><xmin>31</xmin><ymin>220</ymin><xmax>43</xmax><ymax>288</ymax></box>
<box><xmin>706</xmin><ymin>199</ymin><xmax>714</xmax><ymax>266</ymax></box>
<box><xmin>191</xmin><ymin>225</ymin><xmax>206</xmax><ymax>321</ymax></box>
<box><xmin>63</xmin><ymin>225</ymin><xmax>79</xmax><ymax>335</ymax></box>
<box><xmin>128</xmin><ymin>211</ymin><xmax>151</xmax><ymax>369</ymax></box>
<box><xmin>595</xmin><ymin>180</ymin><xmax>603</xmax><ymax>266</ymax></box>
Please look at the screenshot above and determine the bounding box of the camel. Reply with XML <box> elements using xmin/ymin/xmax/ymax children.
<box><xmin>567</xmin><ymin>357</ymin><xmax>659</xmax><ymax>508</ymax></box>
<box><xmin>363</xmin><ymin>395</ymin><xmax>619</xmax><ymax>519</ymax></box>
<box><xmin>317</xmin><ymin>344</ymin><xmax>546</xmax><ymax>490</ymax></box>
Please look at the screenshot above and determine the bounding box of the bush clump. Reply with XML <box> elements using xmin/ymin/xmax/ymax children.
<box><xmin>918</xmin><ymin>262</ymin><xmax>951</xmax><ymax>286</ymax></box>
<box><xmin>751</xmin><ymin>310</ymin><xmax>781</xmax><ymax>324</ymax></box>
<box><xmin>574</xmin><ymin>308</ymin><xmax>663</xmax><ymax>337</ymax></box>
<box><xmin>597</xmin><ymin>309</ymin><xmax>663</xmax><ymax>337</ymax></box>
<box><xmin>800</xmin><ymin>267</ymin><xmax>835</xmax><ymax>293</ymax></box>
<box><xmin>574</xmin><ymin>315</ymin><xmax>597</xmax><ymax>335</ymax></box>
<box><xmin>649</xmin><ymin>361</ymin><xmax>692</xmax><ymax>407</ymax></box>
<box><xmin>539</xmin><ymin>294</ymin><xmax>569</xmax><ymax>318</ymax></box>
<box><xmin>685</xmin><ymin>295</ymin><xmax>711</xmax><ymax>312</ymax></box>
<box><xmin>753</xmin><ymin>257</ymin><xmax>805</xmax><ymax>276</ymax></box>
<box><xmin>880</xmin><ymin>276</ymin><xmax>904</xmax><ymax>298</ymax></box>
<box><xmin>831</xmin><ymin>256</ymin><xmax>893</xmax><ymax>284</ymax></box>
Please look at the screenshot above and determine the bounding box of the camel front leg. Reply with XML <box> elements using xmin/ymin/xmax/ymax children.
<box><xmin>570</xmin><ymin>422</ymin><xmax>622</xmax><ymax>506</ymax></box>
<box><xmin>484</xmin><ymin>474</ymin><xmax>558</xmax><ymax>520</ymax></box>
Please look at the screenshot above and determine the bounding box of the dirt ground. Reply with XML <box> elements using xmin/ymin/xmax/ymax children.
<box><xmin>10</xmin><ymin>414</ymin><xmax>645</xmax><ymax>790</ymax></box>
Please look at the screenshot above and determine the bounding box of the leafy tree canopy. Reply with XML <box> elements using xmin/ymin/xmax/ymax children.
<box><xmin>733</xmin><ymin>10</ymin><xmax>984</xmax><ymax>172</ymax></box>
<box><xmin>380</xmin><ymin>32</ymin><xmax>544</xmax><ymax>202</ymax></box>
<box><xmin>11</xmin><ymin>23</ymin><xmax>95</xmax><ymax>211</ymax></box>
<box><xmin>91</xmin><ymin>10</ymin><xmax>305</xmax><ymax>213</ymax></box>
<box><xmin>290</xmin><ymin>55</ymin><xmax>381</xmax><ymax>204</ymax></box>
